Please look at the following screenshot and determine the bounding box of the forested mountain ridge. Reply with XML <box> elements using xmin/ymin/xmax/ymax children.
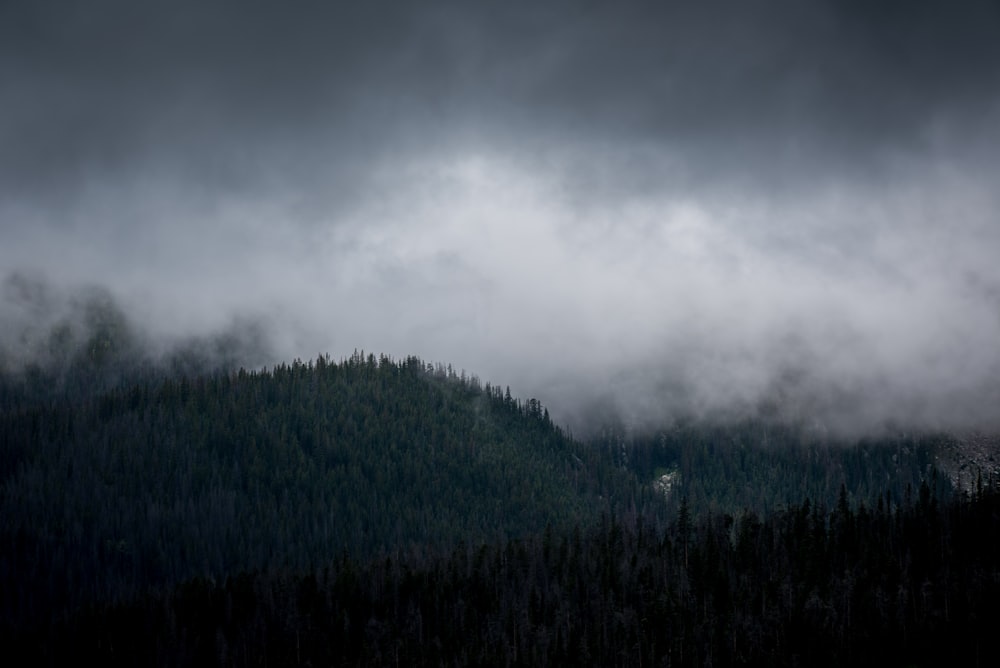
<box><xmin>0</xmin><ymin>352</ymin><xmax>649</xmax><ymax>632</ymax></box>
<box><xmin>3</xmin><ymin>342</ymin><xmax>998</xmax><ymax>665</ymax></box>
<box><xmin>3</xmin><ymin>280</ymin><xmax>996</xmax><ymax>664</ymax></box>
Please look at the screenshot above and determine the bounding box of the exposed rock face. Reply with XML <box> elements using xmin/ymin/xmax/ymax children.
<box><xmin>935</xmin><ymin>433</ymin><xmax>1000</xmax><ymax>493</ymax></box>
<box><xmin>654</xmin><ymin>469</ymin><xmax>680</xmax><ymax>498</ymax></box>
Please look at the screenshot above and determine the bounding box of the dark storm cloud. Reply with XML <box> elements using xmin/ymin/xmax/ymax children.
<box><xmin>4</xmin><ymin>0</ymin><xmax>998</xmax><ymax>199</ymax></box>
<box><xmin>2</xmin><ymin>1</ymin><xmax>422</xmax><ymax>207</ymax></box>
<box><xmin>2</xmin><ymin>0</ymin><xmax>1000</xmax><ymax>435</ymax></box>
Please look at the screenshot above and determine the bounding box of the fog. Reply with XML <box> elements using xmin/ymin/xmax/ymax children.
<box><xmin>2</xmin><ymin>0</ymin><xmax>999</xmax><ymax>435</ymax></box>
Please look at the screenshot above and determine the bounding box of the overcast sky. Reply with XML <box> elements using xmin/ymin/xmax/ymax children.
<box><xmin>2</xmin><ymin>0</ymin><xmax>1000</xmax><ymax>434</ymax></box>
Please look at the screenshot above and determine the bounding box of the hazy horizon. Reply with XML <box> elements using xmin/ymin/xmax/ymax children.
<box><xmin>3</xmin><ymin>0</ymin><xmax>1000</xmax><ymax>435</ymax></box>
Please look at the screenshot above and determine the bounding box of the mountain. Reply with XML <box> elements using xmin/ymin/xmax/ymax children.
<box><xmin>3</xmin><ymin>280</ymin><xmax>997</xmax><ymax>663</ymax></box>
<box><xmin>0</xmin><ymin>351</ymin><xmax>647</xmax><ymax>632</ymax></box>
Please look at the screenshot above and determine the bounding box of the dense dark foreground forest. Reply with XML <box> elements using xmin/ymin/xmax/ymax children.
<box><xmin>2</xmin><ymin>318</ymin><xmax>998</xmax><ymax>665</ymax></box>
<box><xmin>33</xmin><ymin>485</ymin><xmax>1000</xmax><ymax>667</ymax></box>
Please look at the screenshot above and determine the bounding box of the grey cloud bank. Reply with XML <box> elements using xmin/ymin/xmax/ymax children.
<box><xmin>2</xmin><ymin>0</ymin><xmax>999</xmax><ymax>435</ymax></box>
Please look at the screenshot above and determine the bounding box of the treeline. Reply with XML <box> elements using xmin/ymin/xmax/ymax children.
<box><xmin>22</xmin><ymin>483</ymin><xmax>1000</xmax><ymax>667</ymax></box>
<box><xmin>1</xmin><ymin>352</ymin><xmax>648</xmax><ymax>632</ymax></box>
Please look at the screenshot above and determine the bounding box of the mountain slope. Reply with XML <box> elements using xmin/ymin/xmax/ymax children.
<box><xmin>0</xmin><ymin>352</ymin><xmax>643</xmax><ymax>628</ymax></box>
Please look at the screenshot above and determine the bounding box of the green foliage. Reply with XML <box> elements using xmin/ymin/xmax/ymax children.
<box><xmin>0</xmin><ymin>352</ymin><xmax>637</xmax><ymax>629</ymax></box>
<box><xmin>31</xmin><ymin>484</ymin><xmax>1000</xmax><ymax>667</ymax></box>
<box><xmin>605</xmin><ymin>420</ymin><xmax>951</xmax><ymax>517</ymax></box>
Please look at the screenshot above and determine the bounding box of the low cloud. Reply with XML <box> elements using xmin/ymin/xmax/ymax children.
<box><xmin>2</xmin><ymin>1</ymin><xmax>999</xmax><ymax>435</ymax></box>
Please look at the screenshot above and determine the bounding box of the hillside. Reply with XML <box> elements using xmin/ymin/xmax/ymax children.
<box><xmin>4</xmin><ymin>343</ymin><xmax>999</xmax><ymax>665</ymax></box>
<box><xmin>2</xmin><ymin>284</ymin><xmax>994</xmax><ymax>663</ymax></box>
<box><xmin>595</xmin><ymin>420</ymin><xmax>954</xmax><ymax>517</ymax></box>
<box><xmin>0</xmin><ymin>353</ymin><xmax>645</xmax><ymax>631</ymax></box>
